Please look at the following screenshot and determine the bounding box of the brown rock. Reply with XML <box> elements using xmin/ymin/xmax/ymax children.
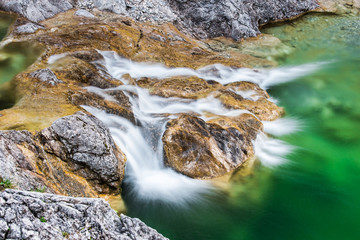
<box><xmin>162</xmin><ymin>113</ymin><xmax>262</xmax><ymax>179</ymax></box>
<box><xmin>219</xmin><ymin>81</ymin><xmax>284</xmax><ymax>121</ymax></box>
<box><xmin>136</xmin><ymin>76</ymin><xmax>221</xmax><ymax>99</ymax></box>
<box><xmin>316</xmin><ymin>0</ymin><xmax>360</xmax><ymax>14</ymax></box>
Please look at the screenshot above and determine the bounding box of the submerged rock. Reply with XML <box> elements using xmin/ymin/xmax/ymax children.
<box><xmin>316</xmin><ymin>0</ymin><xmax>360</xmax><ymax>14</ymax></box>
<box><xmin>0</xmin><ymin>112</ymin><xmax>126</xmax><ymax>197</ymax></box>
<box><xmin>0</xmin><ymin>189</ymin><xmax>168</xmax><ymax>240</ymax></box>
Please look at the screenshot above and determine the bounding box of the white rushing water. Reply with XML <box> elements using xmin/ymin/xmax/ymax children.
<box><xmin>83</xmin><ymin>106</ymin><xmax>211</xmax><ymax>206</ymax></box>
<box><xmin>100</xmin><ymin>50</ymin><xmax>324</xmax><ymax>89</ymax></box>
<box><xmin>262</xmin><ymin>117</ymin><xmax>302</xmax><ymax>137</ymax></box>
<box><xmin>78</xmin><ymin>51</ymin><xmax>318</xmax><ymax>204</ymax></box>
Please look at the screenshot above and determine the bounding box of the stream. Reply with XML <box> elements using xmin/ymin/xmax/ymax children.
<box><xmin>116</xmin><ymin>14</ymin><xmax>360</xmax><ymax>240</ymax></box>
<box><xmin>1</xmin><ymin>11</ymin><xmax>359</xmax><ymax>240</ymax></box>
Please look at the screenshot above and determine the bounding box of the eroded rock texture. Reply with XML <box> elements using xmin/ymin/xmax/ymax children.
<box><xmin>163</xmin><ymin>113</ymin><xmax>263</xmax><ymax>179</ymax></box>
<box><xmin>0</xmin><ymin>0</ymin><xmax>318</xmax><ymax>40</ymax></box>
<box><xmin>169</xmin><ymin>0</ymin><xmax>318</xmax><ymax>40</ymax></box>
<box><xmin>0</xmin><ymin>112</ymin><xmax>126</xmax><ymax>197</ymax></box>
<box><xmin>0</xmin><ymin>189</ymin><xmax>168</xmax><ymax>240</ymax></box>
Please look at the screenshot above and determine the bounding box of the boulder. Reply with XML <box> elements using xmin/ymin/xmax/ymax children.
<box><xmin>169</xmin><ymin>0</ymin><xmax>318</xmax><ymax>40</ymax></box>
<box><xmin>0</xmin><ymin>112</ymin><xmax>126</xmax><ymax>196</ymax></box>
<box><xmin>162</xmin><ymin>113</ymin><xmax>262</xmax><ymax>179</ymax></box>
<box><xmin>0</xmin><ymin>189</ymin><xmax>168</xmax><ymax>240</ymax></box>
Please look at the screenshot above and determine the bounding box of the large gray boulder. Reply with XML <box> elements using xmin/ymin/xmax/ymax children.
<box><xmin>0</xmin><ymin>0</ymin><xmax>318</xmax><ymax>40</ymax></box>
<box><xmin>0</xmin><ymin>189</ymin><xmax>168</xmax><ymax>240</ymax></box>
<box><xmin>39</xmin><ymin>111</ymin><xmax>125</xmax><ymax>188</ymax></box>
<box><xmin>0</xmin><ymin>112</ymin><xmax>126</xmax><ymax>196</ymax></box>
<box><xmin>169</xmin><ymin>0</ymin><xmax>319</xmax><ymax>40</ymax></box>
<box><xmin>0</xmin><ymin>0</ymin><xmax>74</xmax><ymax>22</ymax></box>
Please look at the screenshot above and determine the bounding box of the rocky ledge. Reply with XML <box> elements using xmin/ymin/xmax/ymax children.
<box><xmin>0</xmin><ymin>0</ymin><xmax>319</xmax><ymax>40</ymax></box>
<box><xmin>0</xmin><ymin>111</ymin><xmax>126</xmax><ymax>197</ymax></box>
<box><xmin>0</xmin><ymin>189</ymin><xmax>168</xmax><ymax>240</ymax></box>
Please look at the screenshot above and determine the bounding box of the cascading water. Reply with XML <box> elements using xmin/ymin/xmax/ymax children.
<box><xmin>100</xmin><ymin>50</ymin><xmax>325</xmax><ymax>88</ymax></box>
<box><xmin>83</xmin><ymin>106</ymin><xmax>211</xmax><ymax>206</ymax></box>
<box><xmin>68</xmin><ymin>51</ymin><xmax>322</xmax><ymax>205</ymax></box>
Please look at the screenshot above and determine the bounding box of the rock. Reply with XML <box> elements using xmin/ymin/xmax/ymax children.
<box><xmin>316</xmin><ymin>0</ymin><xmax>360</xmax><ymax>14</ymax></box>
<box><xmin>29</xmin><ymin>69</ymin><xmax>63</xmax><ymax>86</ymax></box>
<box><xmin>219</xmin><ymin>81</ymin><xmax>284</xmax><ymax>121</ymax></box>
<box><xmin>71</xmin><ymin>89</ymin><xmax>136</xmax><ymax>123</ymax></box>
<box><xmin>169</xmin><ymin>0</ymin><xmax>318</xmax><ymax>40</ymax></box>
<box><xmin>0</xmin><ymin>0</ymin><xmax>318</xmax><ymax>40</ymax></box>
<box><xmin>162</xmin><ymin>113</ymin><xmax>262</xmax><ymax>179</ymax></box>
<box><xmin>74</xmin><ymin>9</ymin><xmax>95</xmax><ymax>18</ymax></box>
<box><xmin>14</xmin><ymin>22</ymin><xmax>44</xmax><ymax>34</ymax></box>
<box><xmin>0</xmin><ymin>189</ymin><xmax>168</xmax><ymax>240</ymax></box>
<box><xmin>0</xmin><ymin>112</ymin><xmax>126</xmax><ymax>196</ymax></box>
<box><xmin>0</xmin><ymin>130</ymin><xmax>49</xmax><ymax>193</ymax></box>
<box><xmin>39</xmin><ymin>112</ymin><xmax>125</xmax><ymax>188</ymax></box>
<box><xmin>136</xmin><ymin>76</ymin><xmax>221</xmax><ymax>99</ymax></box>
<box><xmin>0</xmin><ymin>0</ymin><xmax>74</xmax><ymax>22</ymax></box>
<box><xmin>137</xmin><ymin>77</ymin><xmax>283</xmax><ymax>121</ymax></box>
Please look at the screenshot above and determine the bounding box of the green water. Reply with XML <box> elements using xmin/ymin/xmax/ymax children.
<box><xmin>0</xmin><ymin>13</ymin><xmax>43</xmax><ymax>110</ymax></box>
<box><xmin>124</xmin><ymin>14</ymin><xmax>360</xmax><ymax>240</ymax></box>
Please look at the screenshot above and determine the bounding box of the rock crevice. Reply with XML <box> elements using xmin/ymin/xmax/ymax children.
<box><xmin>0</xmin><ymin>189</ymin><xmax>168</xmax><ymax>240</ymax></box>
<box><xmin>0</xmin><ymin>112</ymin><xmax>126</xmax><ymax>197</ymax></box>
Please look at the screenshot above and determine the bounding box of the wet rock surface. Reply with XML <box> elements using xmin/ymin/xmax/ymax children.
<box><xmin>317</xmin><ymin>0</ymin><xmax>360</xmax><ymax>14</ymax></box>
<box><xmin>0</xmin><ymin>112</ymin><xmax>126</xmax><ymax>197</ymax></box>
<box><xmin>29</xmin><ymin>69</ymin><xmax>63</xmax><ymax>86</ymax></box>
<box><xmin>0</xmin><ymin>0</ymin><xmax>318</xmax><ymax>40</ymax></box>
<box><xmin>163</xmin><ymin>113</ymin><xmax>263</xmax><ymax>179</ymax></box>
<box><xmin>0</xmin><ymin>189</ymin><xmax>168</xmax><ymax>240</ymax></box>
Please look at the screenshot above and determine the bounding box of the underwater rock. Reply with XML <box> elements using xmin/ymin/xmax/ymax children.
<box><xmin>316</xmin><ymin>0</ymin><xmax>360</xmax><ymax>14</ymax></box>
<box><xmin>0</xmin><ymin>112</ymin><xmax>126</xmax><ymax>196</ymax></box>
<box><xmin>0</xmin><ymin>189</ymin><xmax>168</xmax><ymax>240</ymax></box>
<box><xmin>163</xmin><ymin>113</ymin><xmax>262</xmax><ymax>179</ymax></box>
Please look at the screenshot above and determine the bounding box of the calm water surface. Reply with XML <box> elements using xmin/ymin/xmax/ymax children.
<box><xmin>0</xmin><ymin>13</ymin><xmax>42</xmax><ymax>109</ymax></box>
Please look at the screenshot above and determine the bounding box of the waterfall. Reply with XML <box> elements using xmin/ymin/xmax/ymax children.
<box><xmin>77</xmin><ymin>51</ymin><xmax>321</xmax><ymax>204</ymax></box>
<box><xmin>99</xmin><ymin>50</ymin><xmax>325</xmax><ymax>88</ymax></box>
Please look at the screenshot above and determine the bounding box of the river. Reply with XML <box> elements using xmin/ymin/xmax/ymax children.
<box><xmin>122</xmin><ymin>13</ymin><xmax>360</xmax><ymax>240</ymax></box>
<box><xmin>1</xmin><ymin>12</ymin><xmax>359</xmax><ymax>240</ymax></box>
